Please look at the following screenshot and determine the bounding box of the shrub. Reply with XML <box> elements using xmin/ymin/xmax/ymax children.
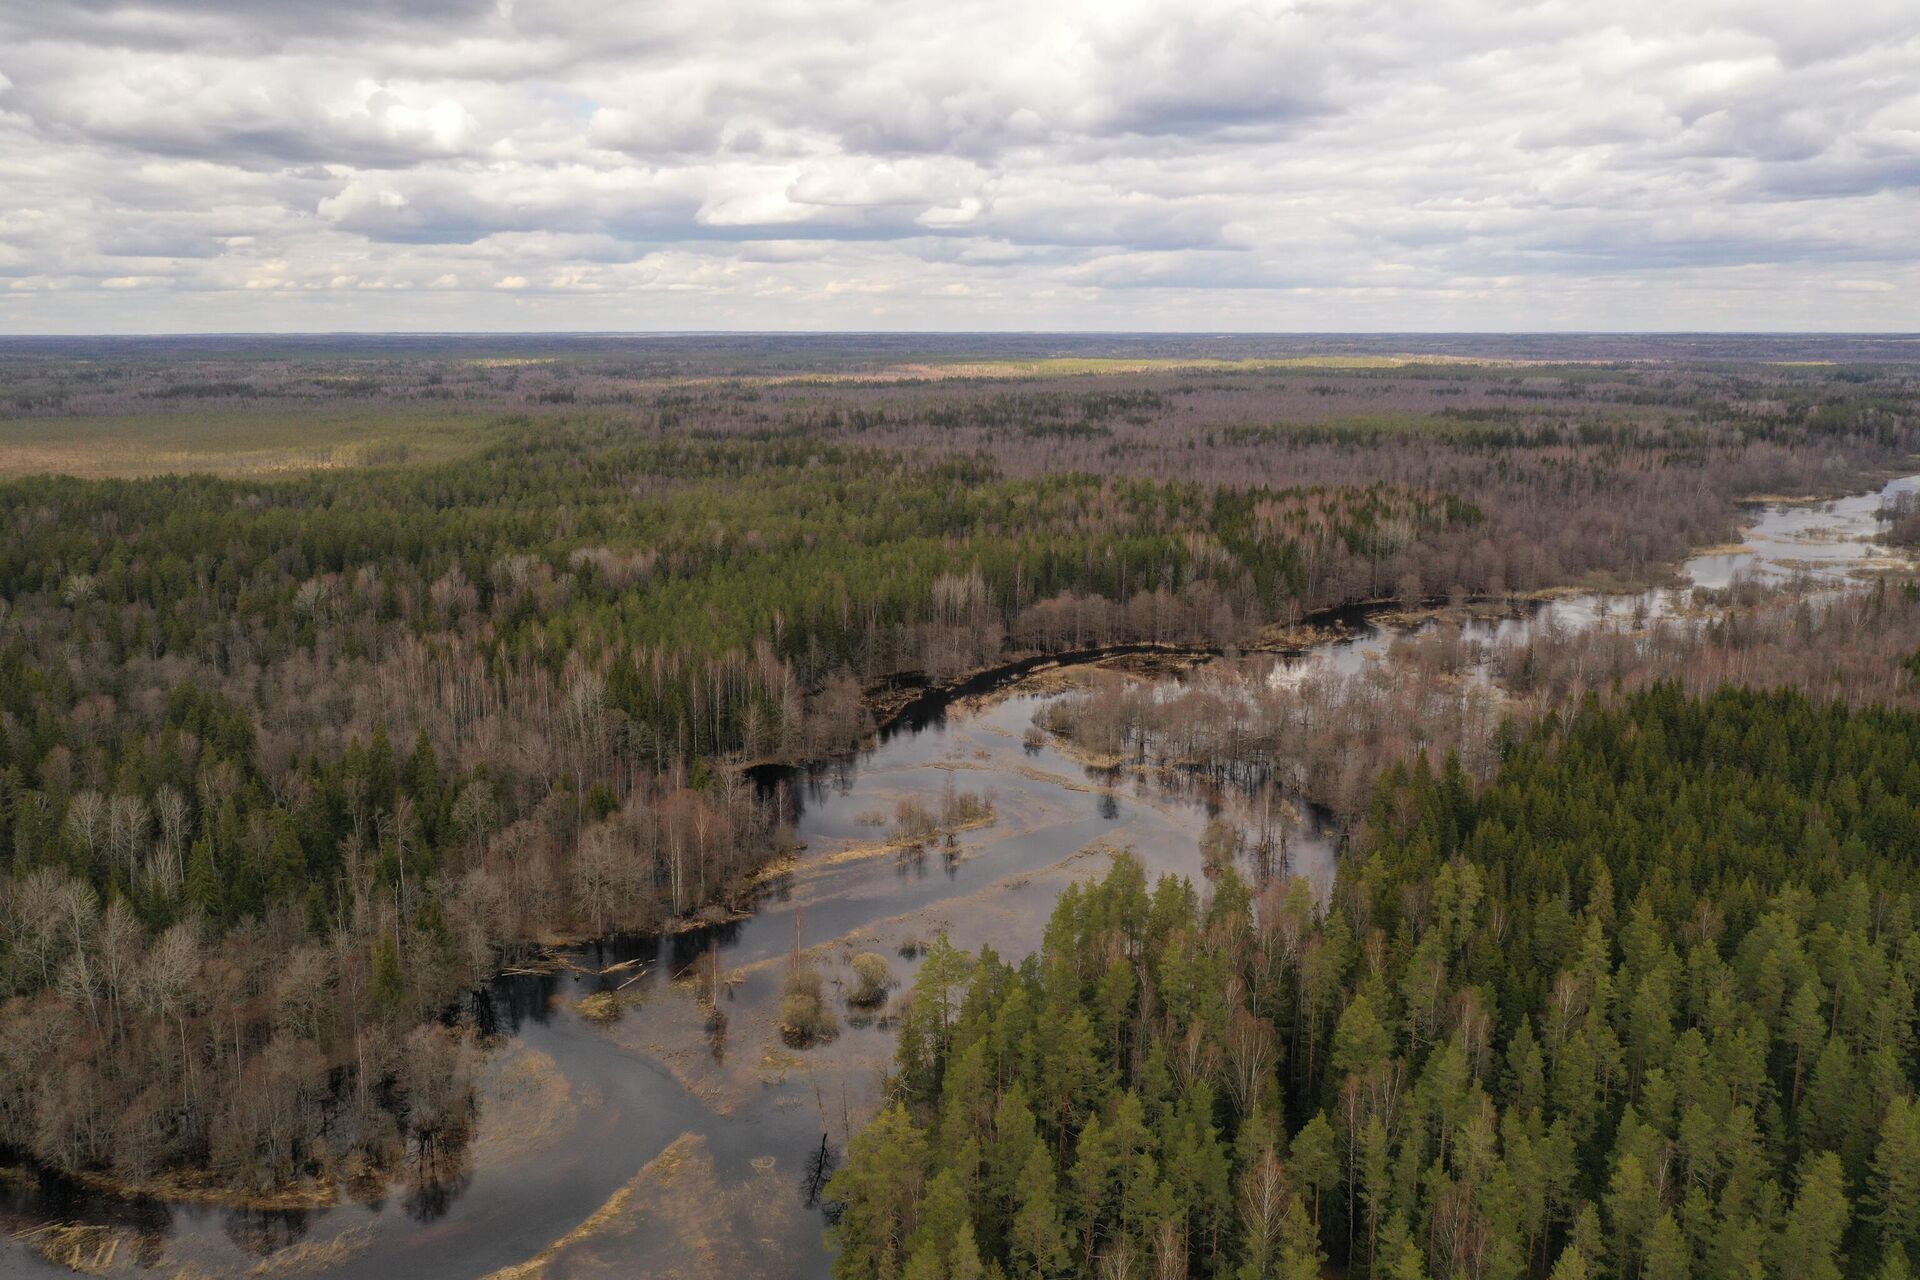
<box><xmin>780</xmin><ymin>966</ymin><xmax>839</xmax><ymax>1047</ymax></box>
<box><xmin>847</xmin><ymin>953</ymin><xmax>891</xmax><ymax>1008</ymax></box>
<box><xmin>888</xmin><ymin>796</ymin><xmax>937</xmax><ymax>843</ymax></box>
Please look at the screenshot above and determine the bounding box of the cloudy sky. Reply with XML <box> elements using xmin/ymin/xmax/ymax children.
<box><xmin>1</xmin><ymin>0</ymin><xmax>1915</xmax><ymax>333</ymax></box>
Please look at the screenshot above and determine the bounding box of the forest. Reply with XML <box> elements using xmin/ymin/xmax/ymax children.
<box><xmin>0</xmin><ymin>337</ymin><xmax>1916</xmax><ymax>1248</ymax></box>
<box><xmin>833</xmin><ymin>684</ymin><xmax>1920</xmax><ymax>1280</ymax></box>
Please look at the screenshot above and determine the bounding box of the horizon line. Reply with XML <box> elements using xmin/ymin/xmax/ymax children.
<box><xmin>3</xmin><ymin>328</ymin><xmax>1919</xmax><ymax>340</ymax></box>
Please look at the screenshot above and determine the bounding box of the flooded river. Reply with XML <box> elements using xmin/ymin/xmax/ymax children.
<box><xmin>4</xmin><ymin>474</ymin><xmax>1915</xmax><ymax>1278</ymax></box>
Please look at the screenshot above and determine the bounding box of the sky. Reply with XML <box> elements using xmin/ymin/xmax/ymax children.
<box><xmin>0</xmin><ymin>0</ymin><xmax>1916</xmax><ymax>334</ymax></box>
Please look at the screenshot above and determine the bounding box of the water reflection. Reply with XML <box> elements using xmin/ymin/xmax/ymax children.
<box><xmin>400</xmin><ymin>1163</ymin><xmax>471</xmax><ymax>1224</ymax></box>
<box><xmin>224</xmin><ymin>1207</ymin><xmax>311</xmax><ymax>1255</ymax></box>
<box><xmin>801</xmin><ymin>1136</ymin><xmax>839</xmax><ymax>1212</ymax></box>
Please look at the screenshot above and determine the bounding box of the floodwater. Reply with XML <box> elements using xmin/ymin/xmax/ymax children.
<box><xmin>4</xmin><ymin>474</ymin><xmax>1914</xmax><ymax>1278</ymax></box>
<box><xmin>1283</xmin><ymin>472</ymin><xmax>1920</xmax><ymax>681</ymax></box>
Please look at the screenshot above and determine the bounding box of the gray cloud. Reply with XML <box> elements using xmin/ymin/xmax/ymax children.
<box><xmin>0</xmin><ymin>0</ymin><xmax>1916</xmax><ymax>331</ymax></box>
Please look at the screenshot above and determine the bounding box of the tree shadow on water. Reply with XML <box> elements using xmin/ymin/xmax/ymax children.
<box><xmin>222</xmin><ymin>1207</ymin><xmax>311</xmax><ymax>1257</ymax></box>
<box><xmin>800</xmin><ymin>1133</ymin><xmax>840</xmax><ymax>1222</ymax></box>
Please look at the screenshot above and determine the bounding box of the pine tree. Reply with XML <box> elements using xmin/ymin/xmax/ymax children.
<box><xmin>1779</xmin><ymin>1152</ymin><xmax>1849</xmax><ymax>1280</ymax></box>
<box><xmin>1288</xmin><ymin>1111</ymin><xmax>1339</xmax><ymax>1229</ymax></box>
<box><xmin>1331</xmin><ymin>992</ymin><xmax>1391</xmax><ymax>1080</ymax></box>
<box><xmin>1069</xmin><ymin>1113</ymin><xmax>1114</xmax><ymax>1265</ymax></box>
<box><xmin>950</xmin><ymin>1221</ymin><xmax>987</xmax><ymax>1280</ymax></box>
<box><xmin>1645</xmin><ymin>1210</ymin><xmax>1689</xmax><ymax>1280</ymax></box>
<box><xmin>1275</xmin><ymin>1190</ymin><xmax>1322</xmax><ymax>1280</ymax></box>
<box><xmin>1801</xmin><ymin>1036</ymin><xmax>1859</xmax><ymax>1158</ymax></box>
<box><xmin>918</xmin><ymin>933</ymin><xmax>974</xmax><ymax>1060</ymax></box>
<box><xmin>1360</xmin><ymin>1115</ymin><xmax>1391</xmax><ymax>1271</ymax></box>
<box><xmin>1548</xmin><ymin>1245</ymin><xmax>1590</xmax><ymax>1280</ymax></box>
<box><xmin>1784</xmin><ymin>981</ymin><xmax>1827</xmax><ymax>1108</ymax></box>
<box><xmin>989</xmin><ymin>1084</ymin><xmax>1043</xmax><ymax>1232</ymax></box>
<box><xmin>1010</xmin><ymin>1144</ymin><xmax>1068</xmax><ymax>1278</ymax></box>
<box><xmin>1038</xmin><ymin>1006</ymin><xmax>1103</xmax><ymax>1157</ymax></box>
<box><xmin>829</xmin><ymin>1103</ymin><xmax>930</xmax><ymax>1280</ymax></box>
<box><xmin>1873</xmin><ymin>1097</ymin><xmax>1920</xmax><ymax>1260</ymax></box>
<box><xmin>184</xmin><ymin>835</ymin><xmax>222</xmax><ymax>922</ymax></box>
<box><xmin>1606</xmin><ymin>1152</ymin><xmax>1655</xmax><ymax>1278</ymax></box>
<box><xmin>1568</xmin><ymin>1203</ymin><xmax>1605</xmax><ymax>1276</ymax></box>
<box><xmin>371</xmin><ymin>934</ymin><xmax>405</xmax><ymax>1012</ymax></box>
<box><xmin>907</xmin><ymin>1168</ymin><xmax>969</xmax><ymax>1269</ymax></box>
<box><xmin>1108</xmin><ymin>1091</ymin><xmax>1158</xmax><ymax>1241</ymax></box>
<box><xmin>902</xmin><ymin>1244</ymin><xmax>944</xmax><ymax>1280</ymax></box>
<box><xmin>1380</xmin><ymin>1214</ymin><xmax>1428</xmax><ymax>1280</ymax></box>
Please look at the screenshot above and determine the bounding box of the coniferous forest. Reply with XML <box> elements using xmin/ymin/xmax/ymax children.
<box><xmin>838</xmin><ymin>685</ymin><xmax>1920</xmax><ymax>1280</ymax></box>
<box><xmin>0</xmin><ymin>335</ymin><xmax>1918</xmax><ymax>1279</ymax></box>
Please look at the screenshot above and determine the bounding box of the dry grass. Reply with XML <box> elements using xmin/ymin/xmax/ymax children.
<box><xmin>9</xmin><ymin>1221</ymin><xmax>131</xmax><ymax>1274</ymax></box>
<box><xmin>478</xmin><ymin>1132</ymin><xmax>801</xmax><ymax>1280</ymax></box>
<box><xmin>573</xmin><ymin>990</ymin><xmax>642</xmax><ymax>1024</ymax></box>
<box><xmin>813</xmin><ymin>809</ymin><xmax>998</xmax><ymax>868</ymax></box>
<box><xmin>244</xmin><ymin>1225</ymin><xmax>377</xmax><ymax>1276</ymax></box>
<box><xmin>65</xmin><ymin>1166</ymin><xmax>339</xmax><ymax>1212</ymax></box>
<box><xmin>470</xmin><ymin>1041</ymin><xmax>579</xmax><ymax>1168</ymax></box>
<box><xmin>0</xmin><ymin>407</ymin><xmax>494</xmax><ymax>478</ymax></box>
<box><xmin>478</xmin><ymin>1138</ymin><xmax>685</xmax><ymax>1280</ymax></box>
<box><xmin>5</xmin><ymin>1185</ymin><xmax>373</xmax><ymax>1278</ymax></box>
<box><xmin>843</xmin><ymin>354</ymin><xmax>1506</xmax><ymax>380</ymax></box>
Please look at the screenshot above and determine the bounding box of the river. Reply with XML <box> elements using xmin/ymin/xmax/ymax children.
<box><xmin>4</xmin><ymin>473</ymin><xmax>1915</xmax><ymax>1278</ymax></box>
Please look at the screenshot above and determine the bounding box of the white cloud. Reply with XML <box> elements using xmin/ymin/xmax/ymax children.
<box><xmin>0</xmin><ymin>0</ymin><xmax>1916</xmax><ymax>331</ymax></box>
